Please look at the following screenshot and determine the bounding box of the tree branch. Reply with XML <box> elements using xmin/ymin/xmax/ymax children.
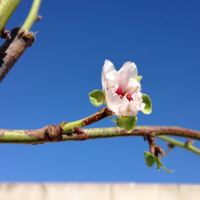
<box><xmin>0</xmin><ymin>126</ymin><xmax>200</xmax><ymax>146</ymax></box>
<box><xmin>22</xmin><ymin>0</ymin><xmax>42</xmax><ymax>30</ymax></box>
<box><xmin>0</xmin><ymin>0</ymin><xmax>22</xmax><ymax>38</ymax></box>
<box><xmin>0</xmin><ymin>27</ymin><xmax>35</xmax><ymax>82</ymax></box>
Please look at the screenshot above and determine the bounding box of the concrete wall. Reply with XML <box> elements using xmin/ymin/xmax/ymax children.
<box><xmin>0</xmin><ymin>183</ymin><xmax>199</xmax><ymax>200</ymax></box>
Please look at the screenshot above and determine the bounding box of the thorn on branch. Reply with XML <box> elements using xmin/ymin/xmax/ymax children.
<box><xmin>0</xmin><ymin>30</ymin><xmax>11</xmax><ymax>39</ymax></box>
<box><xmin>35</xmin><ymin>15</ymin><xmax>42</xmax><ymax>22</ymax></box>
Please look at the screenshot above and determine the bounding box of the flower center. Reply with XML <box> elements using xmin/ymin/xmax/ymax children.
<box><xmin>115</xmin><ymin>87</ymin><xmax>133</xmax><ymax>101</ymax></box>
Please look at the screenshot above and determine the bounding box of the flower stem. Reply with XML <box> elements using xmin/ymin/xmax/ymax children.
<box><xmin>0</xmin><ymin>0</ymin><xmax>22</xmax><ymax>36</ymax></box>
<box><xmin>157</xmin><ymin>135</ymin><xmax>200</xmax><ymax>156</ymax></box>
<box><xmin>22</xmin><ymin>0</ymin><xmax>42</xmax><ymax>30</ymax></box>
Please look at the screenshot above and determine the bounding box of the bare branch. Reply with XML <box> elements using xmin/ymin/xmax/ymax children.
<box><xmin>0</xmin><ymin>126</ymin><xmax>200</xmax><ymax>144</ymax></box>
<box><xmin>0</xmin><ymin>27</ymin><xmax>35</xmax><ymax>82</ymax></box>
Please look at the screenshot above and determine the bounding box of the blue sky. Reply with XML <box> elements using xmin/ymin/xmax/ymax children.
<box><xmin>0</xmin><ymin>0</ymin><xmax>200</xmax><ymax>183</ymax></box>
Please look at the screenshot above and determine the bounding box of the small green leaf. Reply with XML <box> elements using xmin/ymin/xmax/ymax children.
<box><xmin>144</xmin><ymin>151</ymin><xmax>156</xmax><ymax>167</ymax></box>
<box><xmin>142</xmin><ymin>94</ymin><xmax>152</xmax><ymax>114</ymax></box>
<box><xmin>136</xmin><ymin>76</ymin><xmax>142</xmax><ymax>83</ymax></box>
<box><xmin>155</xmin><ymin>157</ymin><xmax>174</xmax><ymax>173</ymax></box>
<box><xmin>116</xmin><ymin>116</ymin><xmax>137</xmax><ymax>132</ymax></box>
<box><xmin>89</xmin><ymin>90</ymin><xmax>105</xmax><ymax>107</ymax></box>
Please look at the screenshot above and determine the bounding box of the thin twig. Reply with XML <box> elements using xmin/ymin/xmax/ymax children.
<box><xmin>0</xmin><ymin>28</ymin><xmax>35</xmax><ymax>82</ymax></box>
<box><xmin>22</xmin><ymin>0</ymin><xmax>42</xmax><ymax>30</ymax></box>
<box><xmin>157</xmin><ymin>135</ymin><xmax>200</xmax><ymax>156</ymax></box>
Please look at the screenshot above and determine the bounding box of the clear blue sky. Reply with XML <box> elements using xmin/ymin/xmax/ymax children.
<box><xmin>0</xmin><ymin>0</ymin><xmax>200</xmax><ymax>183</ymax></box>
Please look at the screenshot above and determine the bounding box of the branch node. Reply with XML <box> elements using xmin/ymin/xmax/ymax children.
<box><xmin>17</xmin><ymin>28</ymin><xmax>35</xmax><ymax>47</ymax></box>
<box><xmin>73</xmin><ymin>127</ymin><xmax>87</xmax><ymax>141</ymax></box>
<box><xmin>73</xmin><ymin>127</ymin><xmax>85</xmax><ymax>135</ymax></box>
<box><xmin>0</xmin><ymin>30</ymin><xmax>11</xmax><ymax>39</ymax></box>
<box><xmin>167</xmin><ymin>142</ymin><xmax>175</xmax><ymax>149</ymax></box>
<box><xmin>185</xmin><ymin>138</ymin><xmax>194</xmax><ymax>146</ymax></box>
<box><xmin>27</xmin><ymin>125</ymin><xmax>63</xmax><ymax>142</ymax></box>
<box><xmin>146</xmin><ymin>134</ymin><xmax>165</xmax><ymax>157</ymax></box>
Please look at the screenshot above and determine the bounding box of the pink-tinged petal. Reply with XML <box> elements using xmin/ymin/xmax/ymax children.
<box><xmin>132</xmin><ymin>93</ymin><xmax>144</xmax><ymax>110</ymax></box>
<box><xmin>118</xmin><ymin>101</ymin><xmax>138</xmax><ymax>116</ymax></box>
<box><xmin>118</xmin><ymin>103</ymin><xmax>129</xmax><ymax>116</ymax></box>
<box><xmin>126</xmin><ymin>78</ymin><xmax>141</xmax><ymax>94</ymax></box>
<box><xmin>117</xmin><ymin>62</ymin><xmax>138</xmax><ymax>91</ymax></box>
<box><xmin>128</xmin><ymin>101</ymin><xmax>138</xmax><ymax>116</ymax></box>
<box><xmin>101</xmin><ymin>60</ymin><xmax>118</xmax><ymax>90</ymax></box>
<box><xmin>118</xmin><ymin>96</ymin><xmax>130</xmax><ymax>116</ymax></box>
<box><xmin>105</xmin><ymin>88</ymin><xmax>121</xmax><ymax>114</ymax></box>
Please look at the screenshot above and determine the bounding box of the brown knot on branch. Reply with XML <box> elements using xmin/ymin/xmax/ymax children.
<box><xmin>0</xmin><ymin>30</ymin><xmax>11</xmax><ymax>39</ymax></box>
<box><xmin>0</xmin><ymin>27</ymin><xmax>35</xmax><ymax>82</ymax></box>
<box><xmin>27</xmin><ymin>125</ymin><xmax>63</xmax><ymax>142</ymax></box>
<box><xmin>146</xmin><ymin>134</ymin><xmax>164</xmax><ymax>157</ymax></box>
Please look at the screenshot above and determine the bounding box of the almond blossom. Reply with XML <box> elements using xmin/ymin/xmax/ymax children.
<box><xmin>102</xmin><ymin>60</ymin><xmax>145</xmax><ymax>116</ymax></box>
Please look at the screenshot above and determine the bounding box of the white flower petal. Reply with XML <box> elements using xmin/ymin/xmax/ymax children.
<box><xmin>105</xmin><ymin>88</ymin><xmax>121</xmax><ymax>114</ymax></box>
<box><xmin>128</xmin><ymin>101</ymin><xmax>138</xmax><ymax>116</ymax></box>
<box><xmin>118</xmin><ymin>101</ymin><xmax>138</xmax><ymax>116</ymax></box>
<box><xmin>126</xmin><ymin>78</ymin><xmax>141</xmax><ymax>94</ymax></box>
<box><xmin>118</xmin><ymin>102</ymin><xmax>129</xmax><ymax>116</ymax></box>
<box><xmin>101</xmin><ymin>60</ymin><xmax>118</xmax><ymax>90</ymax></box>
<box><xmin>132</xmin><ymin>93</ymin><xmax>144</xmax><ymax>110</ymax></box>
<box><xmin>117</xmin><ymin>62</ymin><xmax>138</xmax><ymax>91</ymax></box>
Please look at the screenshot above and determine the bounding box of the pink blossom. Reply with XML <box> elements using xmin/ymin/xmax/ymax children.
<box><xmin>102</xmin><ymin>60</ymin><xmax>145</xmax><ymax>116</ymax></box>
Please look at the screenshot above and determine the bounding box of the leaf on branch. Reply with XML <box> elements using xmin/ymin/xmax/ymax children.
<box><xmin>144</xmin><ymin>151</ymin><xmax>156</xmax><ymax>167</ymax></box>
<box><xmin>142</xmin><ymin>94</ymin><xmax>152</xmax><ymax>114</ymax></box>
<box><xmin>89</xmin><ymin>90</ymin><xmax>105</xmax><ymax>107</ymax></box>
<box><xmin>116</xmin><ymin>116</ymin><xmax>137</xmax><ymax>132</ymax></box>
<box><xmin>144</xmin><ymin>151</ymin><xmax>173</xmax><ymax>172</ymax></box>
